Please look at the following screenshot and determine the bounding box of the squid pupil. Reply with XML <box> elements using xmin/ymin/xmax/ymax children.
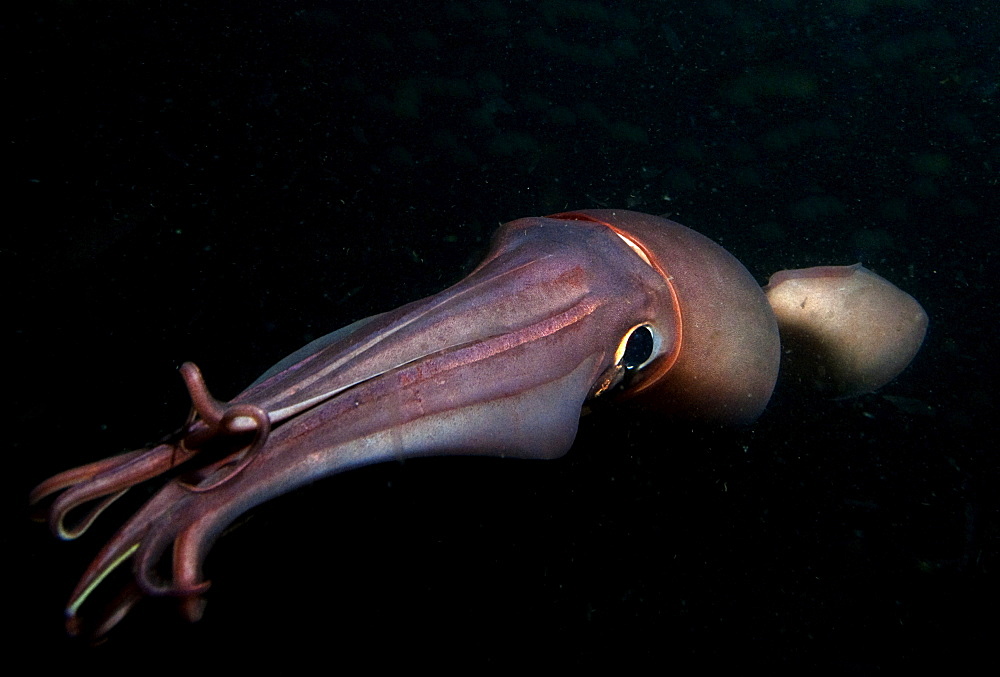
<box><xmin>621</xmin><ymin>326</ymin><xmax>654</xmax><ymax>370</ymax></box>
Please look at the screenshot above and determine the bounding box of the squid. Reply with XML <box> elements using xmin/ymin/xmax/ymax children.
<box><xmin>30</xmin><ymin>209</ymin><xmax>927</xmax><ymax>636</ymax></box>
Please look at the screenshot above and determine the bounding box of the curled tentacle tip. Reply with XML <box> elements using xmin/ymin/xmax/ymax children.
<box><xmin>64</xmin><ymin>607</ymin><xmax>121</xmax><ymax>641</ymax></box>
<box><xmin>181</xmin><ymin>596</ymin><xmax>208</xmax><ymax>623</ymax></box>
<box><xmin>64</xmin><ymin>580</ymin><xmax>146</xmax><ymax>639</ymax></box>
<box><xmin>179</xmin><ymin>361</ymin><xmax>228</xmax><ymax>426</ymax></box>
<box><xmin>50</xmin><ymin>489</ymin><xmax>129</xmax><ymax>541</ymax></box>
<box><xmin>178</xmin><ymin>361</ymin><xmax>201</xmax><ymax>379</ymax></box>
<box><xmin>136</xmin><ymin>568</ymin><xmax>212</xmax><ymax>600</ymax></box>
<box><xmin>175</xmin><ymin>580</ymin><xmax>212</xmax><ymax>598</ymax></box>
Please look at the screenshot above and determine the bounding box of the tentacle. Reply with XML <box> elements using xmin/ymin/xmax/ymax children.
<box><xmin>182</xmin><ymin>403</ymin><xmax>271</xmax><ymax>493</ymax></box>
<box><xmin>30</xmin><ymin>361</ymin><xmax>266</xmax><ymax>543</ymax></box>
<box><xmin>173</xmin><ymin>526</ymin><xmax>212</xmax><ymax>623</ymax></box>
<box><xmin>61</xmin><ymin>477</ymin><xmax>230</xmax><ymax>635</ymax></box>
<box><xmin>81</xmin><ymin>582</ymin><xmax>144</xmax><ymax>639</ymax></box>
<box><xmin>179</xmin><ymin>361</ymin><xmax>260</xmax><ymax>437</ymax></box>
<box><xmin>32</xmin><ymin>442</ymin><xmax>197</xmax><ymax>540</ymax></box>
<box><xmin>179</xmin><ymin>361</ymin><xmax>227</xmax><ymax>426</ymax></box>
<box><xmin>132</xmin><ymin>458</ymin><xmax>243</xmax><ymax>580</ymax></box>
<box><xmin>29</xmin><ymin>448</ymin><xmax>147</xmax><ymax>534</ymax></box>
<box><xmin>159</xmin><ymin>476</ymin><xmax>248</xmax><ymax>622</ymax></box>
<box><xmin>29</xmin><ymin>448</ymin><xmax>149</xmax><ymax>506</ymax></box>
<box><xmin>34</xmin><ymin>361</ymin><xmax>280</xmax><ymax>635</ymax></box>
<box><xmin>62</xmin><ymin>479</ymin><xmax>192</xmax><ymax>624</ymax></box>
<box><xmin>128</xmin><ymin>495</ymin><xmax>207</xmax><ymax>600</ymax></box>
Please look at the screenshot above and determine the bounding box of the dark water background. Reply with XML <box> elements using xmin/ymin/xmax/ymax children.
<box><xmin>8</xmin><ymin>0</ymin><xmax>997</xmax><ymax>669</ymax></box>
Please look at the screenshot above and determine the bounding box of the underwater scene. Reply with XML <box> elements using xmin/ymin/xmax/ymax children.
<box><xmin>10</xmin><ymin>0</ymin><xmax>997</xmax><ymax>670</ymax></box>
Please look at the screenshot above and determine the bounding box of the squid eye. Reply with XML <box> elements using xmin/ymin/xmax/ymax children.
<box><xmin>590</xmin><ymin>323</ymin><xmax>667</xmax><ymax>400</ymax></box>
<box><xmin>614</xmin><ymin>323</ymin><xmax>662</xmax><ymax>372</ymax></box>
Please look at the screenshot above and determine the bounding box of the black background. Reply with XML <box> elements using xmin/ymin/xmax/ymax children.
<box><xmin>8</xmin><ymin>1</ymin><xmax>997</xmax><ymax>670</ymax></box>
